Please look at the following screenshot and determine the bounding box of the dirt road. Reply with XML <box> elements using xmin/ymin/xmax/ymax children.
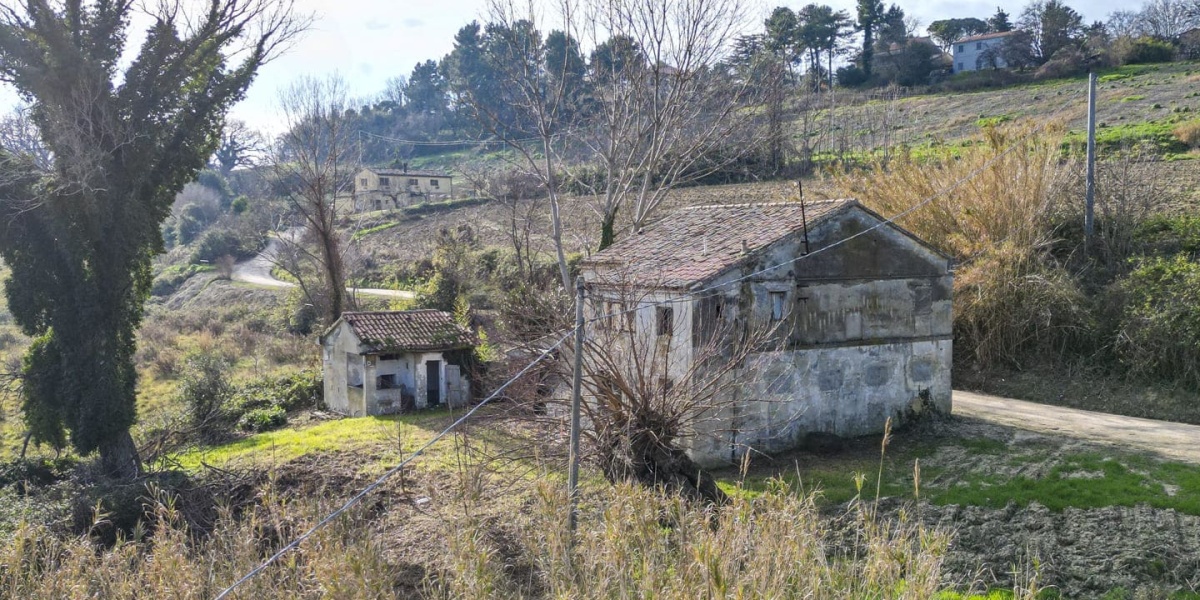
<box><xmin>954</xmin><ymin>390</ymin><xmax>1200</xmax><ymax>464</ymax></box>
<box><xmin>232</xmin><ymin>231</ymin><xmax>414</xmax><ymax>300</ymax></box>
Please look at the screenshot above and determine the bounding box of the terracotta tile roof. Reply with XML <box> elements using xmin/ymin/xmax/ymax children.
<box><xmin>367</xmin><ymin>167</ymin><xmax>452</xmax><ymax>178</ymax></box>
<box><xmin>341</xmin><ymin>310</ymin><xmax>475</xmax><ymax>353</ymax></box>
<box><xmin>958</xmin><ymin>31</ymin><xmax>1015</xmax><ymax>44</ymax></box>
<box><xmin>583</xmin><ymin>200</ymin><xmax>855</xmax><ymax>289</ymax></box>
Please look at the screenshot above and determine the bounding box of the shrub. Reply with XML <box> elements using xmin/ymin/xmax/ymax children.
<box><xmin>1120</xmin><ymin>37</ymin><xmax>1176</xmax><ymax>65</ymax></box>
<box><xmin>1034</xmin><ymin>47</ymin><xmax>1087</xmax><ymax>81</ymax></box>
<box><xmin>1174</xmin><ymin>120</ymin><xmax>1200</xmax><ymax>149</ymax></box>
<box><xmin>190</xmin><ymin>228</ymin><xmax>256</xmax><ymax>264</ymax></box>
<box><xmin>237</xmin><ymin>405</ymin><xmax>287</xmax><ymax>432</ymax></box>
<box><xmin>173</xmin><ymin>203</ymin><xmax>207</xmax><ymax>245</ymax></box>
<box><xmin>176</xmin><ymin>353</ymin><xmax>234</xmax><ymax>437</ymax></box>
<box><xmin>836</xmin><ymin>65</ymin><xmax>869</xmax><ymax>87</ymax></box>
<box><xmin>229</xmin><ymin>369</ymin><xmax>324</xmax><ymax>416</ymax></box>
<box><xmin>954</xmin><ymin>245</ymin><xmax>1093</xmax><ymax>367</ymax></box>
<box><xmin>1115</xmin><ymin>255</ymin><xmax>1200</xmax><ymax>387</ymax></box>
<box><xmin>230</xmin><ymin>195</ymin><xmax>249</xmax><ymax>214</ymax></box>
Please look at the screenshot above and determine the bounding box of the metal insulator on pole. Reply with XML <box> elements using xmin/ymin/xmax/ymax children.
<box><xmin>567</xmin><ymin>276</ymin><xmax>585</xmax><ymax>540</ymax></box>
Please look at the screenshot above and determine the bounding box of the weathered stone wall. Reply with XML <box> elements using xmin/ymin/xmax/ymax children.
<box><xmin>685</xmin><ymin>208</ymin><xmax>954</xmax><ymax>466</ymax></box>
<box><xmin>686</xmin><ymin>339</ymin><xmax>952</xmax><ymax>466</ymax></box>
<box><xmin>321</xmin><ymin>322</ymin><xmax>358</xmax><ymax>415</ymax></box>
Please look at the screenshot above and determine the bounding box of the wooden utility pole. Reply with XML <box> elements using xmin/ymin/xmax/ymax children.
<box><xmin>567</xmin><ymin>276</ymin><xmax>585</xmax><ymax>538</ymax></box>
<box><xmin>1085</xmin><ymin>72</ymin><xmax>1097</xmax><ymax>250</ymax></box>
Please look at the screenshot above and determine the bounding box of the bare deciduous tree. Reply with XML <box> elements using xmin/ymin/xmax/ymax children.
<box><xmin>0</xmin><ymin>105</ymin><xmax>51</xmax><ymax>171</ymax></box>
<box><xmin>213</xmin><ymin>118</ymin><xmax>265</xmax><ymax>175</ymax></box>
<box><xmin>576</xmin><ymin>0</ymin><xmax>758</xmax><ymax>248</ymax></box>
<box><xmin>271</xmin><ymin>75</ymin><xmax>357</xmax><ymax>325</ymax></box>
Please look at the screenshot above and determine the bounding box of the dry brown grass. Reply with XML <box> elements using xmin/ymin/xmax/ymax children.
<box><xmin>831</xmin><ymin>125</ymin><xmax>1091</xmax><ymax>366</ymax></box>
<box><xmin>1174</xmin><ymin>121</ymin><xmax>1200</xmax><ymax>149</ymax></box>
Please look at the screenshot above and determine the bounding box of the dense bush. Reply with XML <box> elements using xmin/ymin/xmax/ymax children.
<box><xmin>230</xmin><ymin>368</ymin><xmax>323</xmax><ymax>415</ymax></box>
<box><xmin>237</xmin><ymin>405</ymin><xmax>287</xmax><ymax>432</ymax></box>
<box><xmin>1115</xmin><ymin>255</ymin><xmax>1200</xmax><ymax>387</ymax></box>
<box><xmin>1034</xmin><ymin>47</ymin><xmax>1088</xmax><ymax>81</ymax></box>
<box><xmin>190</xmin><ymin>228</ymin><xmax>258</xmax><ymax>264</ymax></box>
<box><xmin>1121</xmin><ymin>37</ymin><xmax>1176</xmax><ymax>66</ymax></box>
<box><xmin>835</xmin><ymin>65</ymin><xmax>870</xmax><ymax>87</ymax></box>
<box><xmin>177</xmin><ymin>354</ymin><xmax>235</xmax><ymax>439</ymax></box>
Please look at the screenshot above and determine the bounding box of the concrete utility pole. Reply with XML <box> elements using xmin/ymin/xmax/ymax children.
<box><xmin>567</xmin><ymin>276</ymin><xmax>585</xmax><ymax>539</ymax></box>
<box><xmin>1085</xmin><ymin>72</ymin><xmax>1097</xmax><ymax>250</ymax></box>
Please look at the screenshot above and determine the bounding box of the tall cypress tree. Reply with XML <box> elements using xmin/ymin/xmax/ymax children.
<box><xmin>856</xmin><ymin>0</ymin><xmax>885</xmax><ymax>76</ymax></box>
<box><xmin>0</xmin><ymin>0</ymin><xmax>302</xmax><ymax>479</ymax></box>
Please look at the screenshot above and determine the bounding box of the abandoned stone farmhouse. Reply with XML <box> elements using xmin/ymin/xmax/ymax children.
<box><xmin>580</xmin><ymin>200</ymin><xmax>953</xmax><ymax>467</ymax></box>
<box><xmin>320</xmin><ymin>310</ymin><xmax>475</xmax><ymax>416</ymax></box>
<box><xmin>351</xmin><ymin>166</ymin><xmax>454</xmax><ymax>211</ymax></box>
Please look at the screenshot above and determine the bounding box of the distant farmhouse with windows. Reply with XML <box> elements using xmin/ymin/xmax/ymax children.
<box><xmin>953</xmin><ymin>31</ymin><xmax>1014</xmax><ymax>73</ymax></box>
<box><xmin>351</xmin><ymin>165</ymin><xmax>454</xmax><ymax>212</ymax></box>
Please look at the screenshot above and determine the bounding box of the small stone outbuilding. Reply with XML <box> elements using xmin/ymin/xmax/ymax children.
<box><xmin>580</xmin><ymin>199</ymin><xmax>953</xmax><ymax>467</ymax></box>
<box><xmin>320</xmin><ymin>310</ymin><xmax>475</xmax><ymax>416</ymax></box>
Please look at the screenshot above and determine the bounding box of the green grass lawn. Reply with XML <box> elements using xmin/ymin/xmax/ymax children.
<box><xmin>720</xmin><ymin>430</ymin><xmax>1200</xmax><ymax>516</ymax></box>
<box><xmin>171</xmin><ymin>409</ymin><xmax>453</xmax><ymax>472</ymax></box>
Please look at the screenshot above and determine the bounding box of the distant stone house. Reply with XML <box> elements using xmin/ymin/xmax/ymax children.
<box><xmin>953</xmin><ymin>31</ymin><xmax>1014</xmax><ymax>73</ymax></box>
<box><xmin>352</xmin><ymin>166</ymin><xmax>454</xmax><ymax>211</ymax></box>
<box><xmin>320</xmin><ymin>310</ymin><xmax>475</xmax><ymax>416</ymax></box>
<box><xmin>579</xmin><ymin>200</ymin><xmax>953</xmax><ymax>467</ymax></box>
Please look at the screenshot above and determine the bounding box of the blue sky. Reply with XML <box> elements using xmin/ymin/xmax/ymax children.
<box><xmin>1</xmin><ymin>0</ymin><xmax>1132</xmax><ymax>133</ymax></box>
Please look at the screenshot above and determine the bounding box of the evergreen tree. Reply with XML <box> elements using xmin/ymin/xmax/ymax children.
<box><xmin>0</xmin><ymin>0</ymin><xmax>300</xmax><ymax>479</ymax></box>
<box><xmin>856</xmin><ymin>0</ymin><xmax>885</xmax><ymax>75</ymax></box>
<box><xmin>404</xmin><ymin>60</ymin><xmax>448</xmax><ymax>116</ymax></box>
<box><xmin>989</xmin><ymin>7</ymin><xmax>1014</xmax><ymax>32</ymax></box>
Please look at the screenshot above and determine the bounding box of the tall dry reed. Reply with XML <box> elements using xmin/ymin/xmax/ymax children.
<box><xmin>832</xmin><ymin>125</ymin><xmax>1092</xmax><ymax>366</ymax></box>
<box><xmin>437</xmin><ymin>481</ymin><xmax>953</xmax><ymax>599</ymax></box>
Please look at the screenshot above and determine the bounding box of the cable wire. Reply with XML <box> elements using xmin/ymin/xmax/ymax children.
<box><xmin>584</xmin><ymin>88</ymin><xmax>1089</xmax><ymax>325</ymax></box>
<box><xmin>213</xmin><ymin>329</ymin><xmax>574</xmax><ymax>600</ymax></box>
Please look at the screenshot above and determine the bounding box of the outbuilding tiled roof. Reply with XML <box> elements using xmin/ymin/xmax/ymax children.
<box><xmin>582</xmin><ymin>200</ymin><xmax>855</xmax><ymax>289</ymax></box>
<box><xmin>341</xmin><ymin>310</ymin><xmax>475</xmax><ymax>353</ymax></box>
<box><xmin>367</xmin><ymin>167</ymin><xmax>452</xmax><ymax>178</ymax></box>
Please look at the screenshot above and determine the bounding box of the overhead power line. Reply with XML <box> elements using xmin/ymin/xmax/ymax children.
<box><xmin>213</xmin><ymin>329</ymin><xmax>575</xmax><ymax>600</ymax></box>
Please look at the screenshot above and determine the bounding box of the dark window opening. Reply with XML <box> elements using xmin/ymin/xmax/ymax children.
<box><xmin>656</xmin><ymin>306</ymin><xmax>674</xmax><ymax>336</ymax></box>
<box><xmin>379</xmin><ymin>353</ymin><xmax>401</xmax><ymax>361</ymax></box>
<box><xmin>430</xmin><ymin>179</ymin><xmax>439</xmax><ymax>187</ymax></box>
<box><xmin>770</xmin><ymin>291</ymin><xmax>787</xmax><ymax>321</ymax></box>
<box><xmin>379</xmin><ymin>176</ymin><xmax>390</xmax><ymax>188</ymax></box>
<box><xmin>407</xmin><ymin>178</ymin><xmax>419</xmax><ymax>186</ymax></box>
<box><xmin>378</xmin><ymin>374</ymin><xmax>397</xmax><ymax>389</ymax></box>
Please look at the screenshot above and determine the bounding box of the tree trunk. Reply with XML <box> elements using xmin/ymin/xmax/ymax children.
<box><xmin>602</xmin><ymin>430</ymin><xmax>729</xmax><ymax>506</ymax></box>
<box><xmin>544</xmin><ymin>149</ymin><xmax>571</xmax><ymax>291</ymax></box>
<box><xmin>320</xmin><ymin>228</ymin><xmax>346</xmax><ymax>323</ymax></box>
<box><xmin>99</xmin><ymin>429</ymin><xmax>142</xmax><ymax>481</ymax></box>
<box><xmin>599</xmin><ymin>207</ymin><xmax>619</xmax><ymax>251</ymax></box>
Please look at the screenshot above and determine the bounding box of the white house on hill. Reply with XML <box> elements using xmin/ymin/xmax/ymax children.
<box><xmin>953</xmin><ymin>31</ymin><xmax>1014</xmax><ymax>73</ymax></box>
<box><xmin>320</xmin><ymin>310</ymin><xmax>475</xmax><ymax>416</ymax></box>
